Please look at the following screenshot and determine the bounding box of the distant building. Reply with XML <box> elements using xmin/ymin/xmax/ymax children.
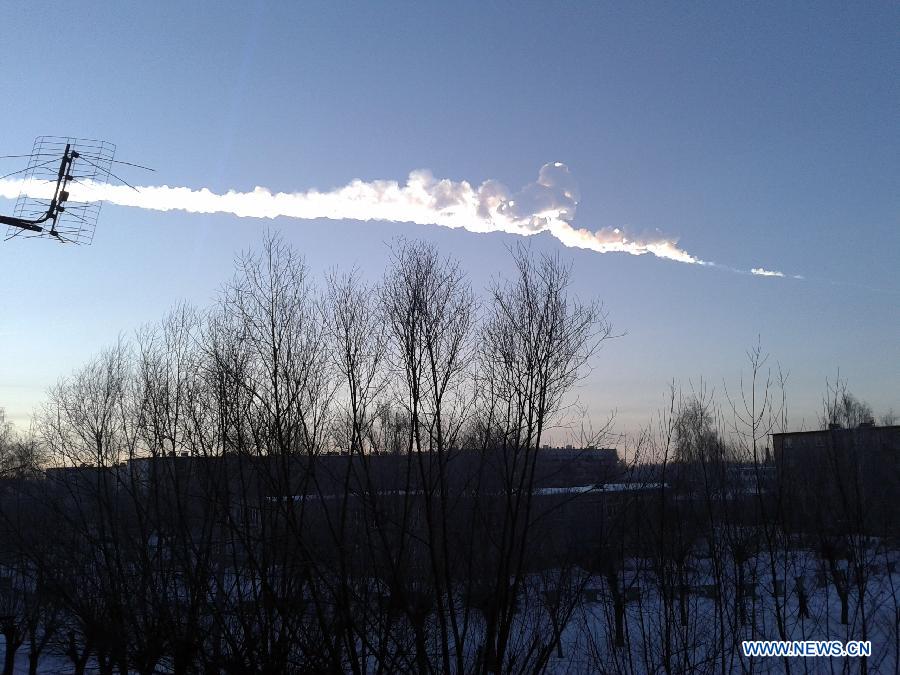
<box><xmin>534</xmin><ymin>446</ymin><xmax>620</xmax><ymax>487</ymax></box>
<box><xmin>774</xmin><ymin>424</ymin><xmax>900</xmax><ymax>475</ymax></box>
<box><xmin>774</xmin><ymin>425</ymin><xmax>900</xmax><ymax>533</ymax></box>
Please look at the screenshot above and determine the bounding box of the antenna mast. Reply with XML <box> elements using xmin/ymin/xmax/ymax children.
<box><xmin>1</xmin><ymin>136</ymin><xmax>118</xmax><ymax>244</ymax></box>
<box><xmin>0</xmin><ymin>143</ymin><xmax>78</xmax><ymax>239</ymax></box>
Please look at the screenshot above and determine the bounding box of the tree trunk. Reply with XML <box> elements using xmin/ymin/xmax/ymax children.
<box><xmin>2</xmin><ymin>646</ymin><xmax>15</xmax><ymax>675</ymax></box>
<box><xmin>2</xmin><ymin>626</ymin><xmax>20</xmax><ymax>675</ymax></box>
<box><xmin>66</xmin><ymin>632</ymin><xmax>91</xmax><ymax>675</ymax></box>
<box><xmin>414</xmin><ymin>620</ymin><xmax>429</xmax><ymax>674</ymax></box>
<box><xmin>679</xmin><ymin>582</ymin><xmax>688</xmax><ymax>627</ymax></box>
<box><xmin>605</xmin><ymin>569</ymin><xmax>626</xmax><ymax>649</ymax></box>
<box><xmin>797</xmin><ymin>579</ymin><xmax>809</xmax><ymax>620</ymax></box>
<box><xmin>2</xmin><ymin>649</ymin><xmax>14</xmax><ymax>675</ymax></box>
<box><xmin>549</xmin><ymin>612</ymin><xmax>565</xmax><ymax>658</ymax></box>
<box><xmin>614</xmin><ymin>600</ymin><xmax>625</xmax><ymax>648</ymax></box>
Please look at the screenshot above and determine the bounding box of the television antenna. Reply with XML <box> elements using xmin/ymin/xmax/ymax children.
<box><xmin>0</xmin><ymin>136</ymin><xmax>151</xmax><ymax>244</ymax></box>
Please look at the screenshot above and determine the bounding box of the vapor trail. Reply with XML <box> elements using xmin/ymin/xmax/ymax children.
<box><xmin>0</xmin><ymin>162</ymin><xmax>786</xmax><ymax>275</ymax></box>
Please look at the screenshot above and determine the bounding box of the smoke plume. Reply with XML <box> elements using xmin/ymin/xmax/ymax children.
<box><xmin>751</xmin><ymin>267</ymin><xmax>784</xmax><ymax>277</ymax></box>
<box><xmin>0</xmin><ymin>162</ymin><xmax>784</xmax><ymax>274</ymax></box>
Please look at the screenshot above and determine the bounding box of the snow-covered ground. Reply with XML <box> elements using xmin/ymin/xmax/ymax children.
<box><xmin>551</xmin><ymin>549</ymin><xmax>900</xmax><ymax>674</ymax></box>
<box><xmin>3</xmin><ymin>548</ymin><xmax>898</xmax><ymax>673</ymax></box>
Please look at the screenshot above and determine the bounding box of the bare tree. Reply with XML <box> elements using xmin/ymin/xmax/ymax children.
<box><xmin>0</xmin><ymin>410</ymin><xmax>42</xmax><ymax>479</ymax></box>
<box><xmin>819</xmin><ymin>375</ymin><xmax>874</xmax><ymax>429</ymax></box>
<box><xmin>474</xmin><ymin>245</ymin><xmax>611</xmax><ymax>673</ymax></box>
<box><xmin>1</xmin><ymin>237</ymin><xmax>627</xmax><ymax>674</ymax></box>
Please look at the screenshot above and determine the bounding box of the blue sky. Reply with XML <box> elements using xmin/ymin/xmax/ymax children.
<box><xmin>1</xmin><ymin>1</ymin><xmax>897</xmax><ymax>434</ymax></box>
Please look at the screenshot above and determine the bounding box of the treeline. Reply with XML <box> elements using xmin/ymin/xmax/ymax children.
<box><xmin>0</xmin><ymin>236</ymin><xmax>897</xmax><ymax>674</ymax></box>
<box><xmin>1</xmin><ymin>237</ymin><xmax>613</xmax><ymax>674</ymax></box>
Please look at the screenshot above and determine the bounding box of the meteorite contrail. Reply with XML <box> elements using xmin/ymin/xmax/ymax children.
<box><xmin>0</xmin><ymin>162</ymin><xmax>791</xmax><ymax>276</ymax></box>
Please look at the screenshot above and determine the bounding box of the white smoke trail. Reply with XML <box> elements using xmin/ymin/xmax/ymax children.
<box><xmin>0</xmin><ymin>162</ymin><xmax>785</xmax><ymax>274</ymax></box>
<box><xmin>751</xmin><ymin>267</ymin><xmax>785</xmax><ymax>277</ymax></box>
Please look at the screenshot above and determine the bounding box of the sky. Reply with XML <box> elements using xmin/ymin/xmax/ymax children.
<box><xmin>0</xmin><ymin>1</ymin><xmax>897</xmax><ymax>438</ymax></box>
